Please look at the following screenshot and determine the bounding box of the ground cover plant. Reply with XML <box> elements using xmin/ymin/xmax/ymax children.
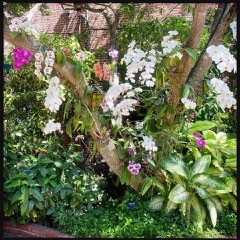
<box><xmin>4</xmin><ymin>2</ymin><xmax>237</xmax><ymax>238</ymax></box>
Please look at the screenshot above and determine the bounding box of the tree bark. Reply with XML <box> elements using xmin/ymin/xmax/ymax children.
<box><xmin>4</xmin><ymin>13</ymin><xmax>142</xmax><ymax>191</ymax></box>
<box><xmin>166</xmin><ymin>3</ymin><xmax>208</xmax><ymax>125</ymax></box>
<box><xmin>188</xmin><ymin>3</ymin><xmax>236</xmax><ymax>93</ymax></box>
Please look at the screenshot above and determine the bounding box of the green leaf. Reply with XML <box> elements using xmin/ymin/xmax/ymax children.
<box><xmin>149</xmin><ymin>196</ymin><xmax>165</xmax><ymax>211</ymax></box>
<box><xmin>75</xmin><ymin>61</ymin><xmax>82</xmax><ymax>79</ymax></box>
<box><xmin>21</xmin><ymin>187</ymin><xmax>29</xmax><ymax>216</ymax></box>
<box><xmin>225</xmin><ymin>158</ymin><xmax>236</xmax><ymax>170</ymax></box>
<box><xmin>216</xmin><ymin>132</ymin><xmax>227</xmax><ymax>143</ymax></box>
<box><xmin>46</xmin><ymin>208</ymin><xmax>55</xmax><ymax>215</ymax></box>
<box><xmin>5</xmin><ymin>180</ymin><xmax>21</xmax><ymax>188</ymax></box>
<box><xmin>35</xmin><ymin>201</ymin><xmax>44</xmax><ymax>210</ymax></box>
<box><xmin>211</xmin><ymin>197</ymin><xmax>223</xmax><ymax>213</ymax></box>
<box><xmin>157</xmin><ymin>105</ymin><xmax>167</xmax><ymax>119</ymax></box>
<box><xmin>63</xmin><ymin>99</ymin><xmax>72</xmax><ymax>120</ymax></box>
<box><xmin>205</xmin><ymin>198</ymin><xmax>217</xmax><ymax>227</ymax></box>
<box><xmin>202</xmin><ymin>130</ymin><xmax>216</xmax><ymax>140</ymax></box>
<box><xmin>188</xmin><ymin>121</ymin><xmax>216</xmax><ymax>133</ymax></box>
<box><xmin>28</xmin><ymin>200</ymin><xmax>35</xmax><ymax>211</ymax></box>
<box><xmin>166</xmin><ymin>45</ymin><xmax>180</xmax><ymax>57</ymax></box>
<box><xmin>32</xmin><ymin>188</ymin><xmax>44</xmax><ymax>201</ymax></box>
<box><xmin>195</xmin><ymin>187</ymin><xmax>211</xmax><ymax>199</ymax></box>
<box><xmin>166</xmin><ymin>104</ymin><xmax>175</xmax><ymax>114</ymax></box>
<box><xmin>56</xmin><ymin>50</ymin><xmax>63</xmax><ymax>63</ymax></box>
<box><xmin>160</xmin><ymin>156</ymin><xmax>189</xmax><ymax>179</ymax></box>
<box><xmin>180</xmin><ymin>84</ymin><xmax>190</xmax><ymax>98</ymax></box>
<box><xmin>225</xmin><ymin>177</ymin><xmax>237</xmax><ymax>195</ymax></box>
<box><xmin>11</xmin><ymin>189</ymin><xmax>22</xmax><ymax>204</ymax></box>
<box><xmin>191</xmin><ymin>155</ymin><xmax>211</xmax><ymax>177</ymax></box>
<box><xmin>39</xmin><ymin>167</ymin><xmax>48</xmax><ymax>177</ymax></box>
<box><xmin>193</xmin><ymin>174</ymin><xmax>231</xmax><ymax>192</ymax></box>
<box><xmin>191</xmin><ymin>195</ymin><xmax>206</xmax><ymax>223</ymax></box>
<box><xmin>74</xmin><ymin>99</ymin><xmax>82</xmax><ymax>118</ymax></box>
<box><xmin>66</xmin><ymin>117</ymin><xmax>73</xmax><ymax>138</ymax></box>
<box><xmin>85</xmin><ymin>86</ymin><xmax>95</xmax><ymax>95</ymax></box>
<box><xmin>140</xmin><ymin>177</ymin><xmax>153</xmax><ymax>195</ymax></box>
<box><xmin>169</xmin><ymin>184</ymin><xmax>191</xmax><ymax>204</ymax></box>
<box><xmin>191</xmin><ymin>147</ymin><xmax>202</xmax><ymax>160</ymax></box>
<box><xmin>162</xmin><ymin>199</ymin><xmax>177</xmax><ymax>215</ymax></box>
<box><xmin>152</xmin><ymin>178</ymin><xmax>165</xmax><ymax>191</ymax></box>
<box><xmin>11</xmin><ymin>31</ymin><xmax>19</xmax><ymax>39</ymax></box>
<box><xmin>184</xmin><ymin>48</ymin><xmax>197</xmax><ymax>60</ymax></box>
<box><xmin>119</xmin><ymin>165</ymin><xmax>131</xmax><ymax>185</ymax></box>
<box><xmin>40</xmin><ymin>158</ymin><xmax>54</xmax><ymax>164</ymax></box>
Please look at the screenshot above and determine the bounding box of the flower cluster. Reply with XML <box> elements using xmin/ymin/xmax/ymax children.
<box><xmin>193</xmin><ymin>132</ymin><xmax>206</xmax><ymax>148</ymax></box>
<box><xmin>93</xmin><ymin>62</ymin><xmax>110</xmax><ymax>81</ymax></box>
<box><xmin>206</xmin><ymin>45</ymin><xmax>236</xmax><ymax>73</ymax></box>
<box><xmin>44</xmin><ymin>50</ymin><xmax>55</xmax><ymax>75</ymax></box>
<box><xmin>101</xmin><ymin>83</ymin><xmax>140</xmax><ymax>126</ymax></box>
<box><xmin>44</xmin><ymin>76</ymin><xmax>63</xmax><ymax>112</ymax></box>
<box><xmin>210</xmin><ymin>78</ymin><xmax>236</xmax><ymax>110</ymax></box>
<box><xmin>9</xmin><ymin>17</ymin><xmax>40</xmax><ymax>36</ymax></box>
<box><xmin>9</xmin><ymin>18</ymin><xmax>22</xmax><ymax>32</ymax></box>
<box><xmin>230</xmin><ymin>21</ymin><xmax>236</xmax><ymax>40</ymax></box>
<box><xmin>161</xmin><ymin>30</ymin><xmax>182</xmax><ymax>58</ymax></box>
<box><xmin>76</xmin><ymin>52</ymin><xmax>85</xmax><ymax>61</ymax></box>
<box><xmin>181</xmin><ymin>98</ymin><xmax>196</xmax><ymax>110</ymax></box>
<box><xmin>127</xmin><ymin>161</ymin><xmax>141</xmax><ymax>175</ymax></box>
<box><xmin>142</xmin><ymin>136</ymin><xmax>158</xmax><ymax>152</ymax></box>
<box><xmin>12</xmin><ymin>48</ymin><xmax>32</xmax><ymax>70</ymax></box>
<box><xmin>109</xmin><ymin>49</ymin><xmax>118</xmax><ymax>59</ymax></box>
<box><xmin>43</xmin><ymin>120</ymin><xmax>61</xmax><ymax>135</ymax></box>
<box><xmin>121</xmin><ymin>41</ymin><xmax>157</xmax><ymax>87</ymax></box>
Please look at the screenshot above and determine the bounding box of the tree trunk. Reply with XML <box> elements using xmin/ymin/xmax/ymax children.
<box><xmin>188</xmin><ymin>3</ymin><xmax>236</xmax><ymax>93</ymax></box>
<box><xmin>4</xmin><ymin>13</ymin><xmax>143</xmax><ymax>191</ymax></box>
<box><xmin>166</xmin><ymin>3</ymin><xmax>208</xmax><ymax>125</ymax></box>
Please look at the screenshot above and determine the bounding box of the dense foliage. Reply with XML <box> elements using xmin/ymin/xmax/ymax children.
<box><xmin>4</xmin><ymin>2</ymin><xmax>236</xmax><ymax>238</ymax></box>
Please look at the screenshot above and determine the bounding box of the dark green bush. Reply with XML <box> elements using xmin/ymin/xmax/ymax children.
<box><xmin>55</xmin><ymin>189</ymin><xmax>221</xmax><ymax>238</ymax></box>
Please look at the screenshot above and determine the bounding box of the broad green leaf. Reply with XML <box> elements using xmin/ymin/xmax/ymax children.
<box><xmin>216</xmin><ymin>132</ymin><xmax>227</xmax><ymax>143</ymax></box>
<box><xmin>166</xmin><ymin>45</ymin><xmax>180</xmax><ymax>57</ymax></box>
<box><xmin>11</xmin><ymin>31</ymin><xmax>18</xmax><ymax>39</ymax></box>
<box><xmin>47</xmin><ymin>208</ymin><xmax>55</xmax><ymax>215</ymax></box>
<box><xmin>188</xmin><ymin>121</ymin><xmax>216</xmax><ymax>133</ymax></box>
<box><xmin>169</xmin><ymin>184</ymin><xmax>191</xmax><ymax>204</ymax></box>
<box><xmin>191</xmin><ymin>195</ymin><xmax>206</xmax><ymax>222</ymax></box>
<box><xmin>202</xmin><ymin>130</ymin><xmax>216</xmax><ymax>140</ymax></box>
<box><xmin>160</xmin><ymin>156</ymin><xmax>189</xmax><ymax>179</ymax></box>
<box><xmin>191</xmin><ymin>147</ymin><xmax>202</xmax><ymax>160</ymax></box>
<box><xmin>205</xmin><ymin>198</ymin><xmax>217</xmax><ymax>227</ymax></box>
<box><xmin>75</xmin><ymin>61</ymin><xmax>82</xmax><ymax>79</ymax></box>
<box><xmin>228</xmin><ymin>194</ymin><xmax>237</xmax><ymax>212</ymax></box>
<box><xmin>172</xmin><ymin>174</ymin><xmax>186</xmax><ymax>188</ymax></box>
<box><xmin>35</xmin><ymin>201</ymin><xmax>44</xmax><ymax>210</ymax></box>
<box><xmin>179</xmin><ymin>84</ymin><xmax>190</xmax><ymax>98</ymax></box>
<box><xmin>225</xmin><ymin>177</ymin><xmax>237</xmax><ymax>195</ymax></box>
<box><xmin>193</xmin><ymin>174</ymin><xmax>231</xmax><ymax>192</ymax></box>
<box><xmin>5</xmin><ymin>180</ymin><xmax>21</xmax><ymax>188</ymax></box>
<box><xmin>53</xmin><ymin>184</ymin><xmax>61</xmax><ymax>195</ymax></box>
<box><xmin>119</xmin><ymin>165</ymin><xmax>131</xmax><ymax>185</ymax></box>
<box><xmin>66</xmin><ymin>117</ymin><xmax>73</xmax><ymax>138</ymax></box>
<box><xmin>152</xmin><ymin>178</ymin><xmax>165</xmax><ymax>191</ymax></box>
<box><xmin>56</xmin><ymin>50</ymin><xmax>63</xmax><ymax>63</ymax></box>
<box><xmin>149</xmin><ymin>196</ymin><xmax>165</xmax><ymax>211</ymax></box>
<box><xmin>211</xmin><ymin>197</ymin><xmax>223</xmax><ymax>213</ymax></box>
<box><xmin>205</xmin><ymin>139</ymin><xmax>218</xmax><ymax>148</ymax></box>
<box><xmin>191</xmin><ymin>155</ymin><xmax>211</xmax><ymax>177</ymax></box>
<box><xmin>225</xmin><ymin>158</ymin><xmax>236</xmax><ymax>170</ymax></box>
<box><xmin>162</xmin><ymin>198</ymin><xmax>178</xmax><ymax>215</ymax></box>
<box><xmin>40</xmin><ymin>158</ymin><xmax>54</xmax><ymax>164</ymax></box>
<box><xmin>166</xmin><ymin>104</ymin><xmax>175</xmax><ymax>114</ymax></box>
<box><xmin>21</xmin><ymin>188</ymin><xmax>29</xmax><ymax>216</ymax></box>
<box><xmin>32</xmin><ymin>188</ymin><xmax>44</xmax><ymax>201</ymax></box>
<box><xmin>147</xmin><ymin>158</ymin><xmax>156</xmax><ymax>167</ymax></box>
<box><xmin>140</xmin><ymin>177</ymin><xmax>153</xmax><ymax>195</ymax></box>
<box><xmin>157</xmin><ymin>105</ymin><xmax>167</xmax><ymax>119</ymax></box>
<box><xmin>28</xmin><ymin>200</ymin><xmax>35</xmax><ymax>211</ymax></box>
<box><xmin>39</xmin><ymin>167</ymin><xmax>48</xmax><ymax>177</ymax></box>
<box><xmin>11</xmin><ymin>189</ymin><xmax>22</xmax><ymax>204</ymax></box>
<box><xmin>184</xmin><ymin>47</ymin><xmax>197</xmax><ymax>60</ymax></box>
<box><xmin>195</xmin><ymin>187</ymin><xmax>211</xmax><ymax>199</ymax></box>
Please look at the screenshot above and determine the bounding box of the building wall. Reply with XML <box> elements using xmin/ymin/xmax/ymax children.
<box><xmin>28</xmin><ymin>3</ymin><xmax>203</xmax><ymax>51</ymax></box>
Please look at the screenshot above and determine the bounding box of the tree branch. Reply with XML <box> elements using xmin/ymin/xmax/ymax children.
<box><xmin>188</xmin><ymin>3</ymin><xmax>236</xmax><ymax>93</ymax></box>
<box><xmin>165</xmin><ymin>3</ymin><xmax>208</xmax><ymax>125</ymax></box>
